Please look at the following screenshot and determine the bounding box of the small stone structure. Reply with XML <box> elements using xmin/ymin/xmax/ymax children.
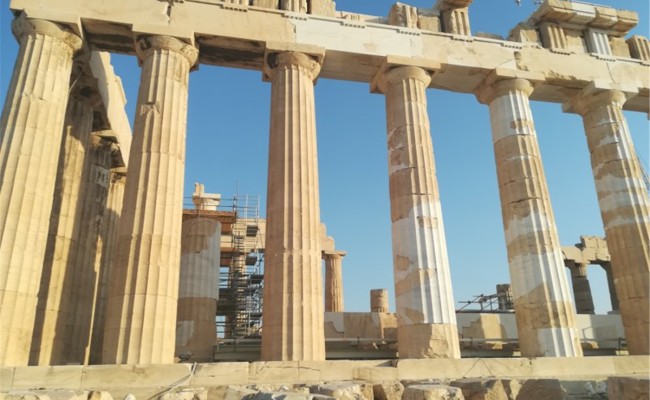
<box><xmin>0</xmin><ymin>0</ymin><xmax>648</xmax><ymax>378</ymax></box>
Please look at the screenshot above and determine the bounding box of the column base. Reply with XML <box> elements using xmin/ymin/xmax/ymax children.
<box><xmin>397</xmin><ymin>323</ymin><xmax>460</xmax><ymax>359</ymax></box>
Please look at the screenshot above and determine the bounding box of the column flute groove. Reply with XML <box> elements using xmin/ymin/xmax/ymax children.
<box><xmin>30</xmin><ymin>74</ymin><xmax>95</xmax><ymax>366</ymax></box>
<box><xmin>477</xmin><ymin>77</ymin><xmax>582</xmax><ymax>357</ymax></box>
<box><xmin>0</xmin><ymin>15</ymin><xmax>82</xmax><ymax>366</ymax></box>
<box><xmin>376</xmin><ymin>65</ymin><xmax>460</xmax><ymax>359</ymax></box>
<box><xmin>102</xmin><ymin>35</ymin><xmax>198</xmax><ymax>364</ymax></box>
<box><xmin>565</xmin><ymin>88</ymin><xmax>650</xmax><ymax>355</ymax></box>
<box><xmin>261</xmin><ymin>51</ymin><xmax>325</xmax><ymax>361</ymax></box>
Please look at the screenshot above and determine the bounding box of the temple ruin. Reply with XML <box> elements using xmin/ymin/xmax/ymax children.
<box><xmin>0</xmin><ymin>0</ymin><xmax>649</xmax><ymax>398</ymax></box>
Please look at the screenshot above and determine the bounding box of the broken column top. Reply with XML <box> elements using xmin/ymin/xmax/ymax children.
<box><xmin>525</xmin><ymin>0</ymin><xmax>638</xmax><ymax>36</ymax></box>
<box><xmin>192</xmin><ymin>183</ymin><xmax>221</xmax><ymax>211</ymax></box>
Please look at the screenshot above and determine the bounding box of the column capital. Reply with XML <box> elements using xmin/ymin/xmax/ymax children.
<box><xmin>475</xmin><ymin>77</ymin><xmax>535</xmax><ymax>105</ymax></box>
<box><xmin>263</xmin><ymin>51</ymin><xmax>323</xmax><ymax>82</ymax></box>
<box><xmin>135</xmin><ymin>35</ymin><xmax>199</xmax><ymax>67</ymax></box>
<box><xmin>370</xmin><ymin>56</ymin><xmax>440</xmax><ymax>94</ymax></box>
<box><xmin>12</xmin><ymin>14</ymin><xmax>82</xmax><ymax>54</ymax></box>
<box><xmin>562</xmin><ymin>82</ymin><xmax>637</xmax><ymax>115</ymax></box>
<box><xmin>474</xmin><ymin>69</ymin><xmax>544</xmax><ymax>105</ymax></box>
<box><xmin>322</xmin><ymin>250</ymin><xmax>347</xmax><ymax>260</ymax></box>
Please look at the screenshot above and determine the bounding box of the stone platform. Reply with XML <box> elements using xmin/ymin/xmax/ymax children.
<box><xmin>1</xmin><ymin>356</ymin><xmax>648</xmax><ymax>399</ymax></box>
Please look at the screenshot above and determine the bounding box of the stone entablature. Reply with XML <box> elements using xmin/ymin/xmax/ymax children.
<box><xmin>509</xmin><ymin>0</ymin><xmax>644</xmax><ymax>59</ymax></box>
<box><xmin>9</xmin><ymin>0</ymin><xmax>649</xmax><ymax>112</ymax></box>
<box><xmin>1</xmin><ymin>0</ymin><xmax>648</xmax><ymax>366</ymax></box>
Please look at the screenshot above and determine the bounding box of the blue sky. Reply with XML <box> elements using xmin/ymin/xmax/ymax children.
<box><xmin>1</xmin><ymin>0</ymin><xmax>648</xmax><ymax>316</ymax></box>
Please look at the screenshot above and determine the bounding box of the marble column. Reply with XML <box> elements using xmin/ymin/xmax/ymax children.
<box><xmin>89</xmin><ymin>171</ymin><xmax>126</xmax><ymax>364</ymax></box>
<box><xmin>566</xmin><ymin>88</ymin><xmax>650</xmax><ymax>354</ymax></box>
<box><xmin>0</xmin><ymin>15</ymin><xmax>82</xmax><ymax>366</ymax></box>
<box><xmin>323</xmin><ymin>251</ymin><xmax>346</xmax><ymax>312</ymax></box>
<box><xmin>176</xmin><ymin>217</ymin><xmax>221</xmax><ymax>362</ymax></box>
<box><xmin>568</xmin><ymin>262</ymin><xmax>595</xmax><ymax>314</ymax></box>
<box><xmin>102</xmin><ymin>35</ymin><xmax>198</xmax><ymax>364</ymax></box>
<box><xmin>66</xmin><ymin>135</ymin><xmax>113</xmax><ymax>364</ymax></box>
<box><xmin>371</xmin><ymin>289</ymin><xmax>389</xmax><ymax>313</ymax></box>
<box><xmin>261</xmin><ymin>51</ymin><xmax>325</xmax><ymax>361</ymax></box>
<box><xmin>30</xmin><ymin>74</ymin><xmax>96</xmax><ymax>366</ymax></box>
<box><xmin>376</xmin><ymin>65</ymin><xmax>460</xmax><ymax>359</ymax></box>
<box><xmin>601</xmin><ymin>262</ymin><xmax>620</xmax><ymax>312</ymax></box>
<box><xmin>476</xmin><ymin>77</ymin><xmax>582</xmax><ymax>357</ymax></box>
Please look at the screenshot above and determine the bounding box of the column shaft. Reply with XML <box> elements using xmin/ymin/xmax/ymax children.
<box><xmin>478</xmin><ymin>78</ymin><xmax>582</xmax><ymax>357</ymax></box>
<box><xmin>601</xmin><ymin>262</ymin><xmax>620</xmax><ymax>312</ymax></box>
<box><xmin>371</xmin><ymin>289</ymin><xmax>389</xmax><ymax>313</ymax></box>
<box><xmin>0</xmin><ymin>16</ymin><xmax>81</xmax><ymax>366</ymax></box>
<box><xmin>30</xmin><ymin>83</ymin><xmax>94</xmax><ymax>365</ymax></box>
<box><xmin>66</xmin><ymin>136</ymin><xmax>112</xmax><ymax>364</ymax></box>
<box><xmin>176</xmin><ymin>218</ymin><xmax>221</xmax><ymax>362</ymax></box>
<box><xmin>89</xmin><ymin>171</ymin><xmax>126</xmax><ymax>364</ymax></box>
<box><xmin>378</xmin><ymin>66</ymin><xmax>459</xmax><ymax>359</ymax></box>
<box><xmin>324</xmin><ymin>252</ymin><xmax>345</xmax><ymax>312</ymax></box>
<box><xmin>103</xmin><ymin>36</ymin><xmax>198</xmax><ymax>364</ymax></box>
<box><xmin>570</xmin><ymin>90</ymin><xmax>650</xmax><ymax>354</ymax></box>
<box><xmin>261</xmin><ymin>51</ymin><xmax>325</xmax><ymax>361</ymax></box>
<box><xmin>570</xmin><ymin>263</ymin><xmax>595</xmax><ymax>315</ymax></box>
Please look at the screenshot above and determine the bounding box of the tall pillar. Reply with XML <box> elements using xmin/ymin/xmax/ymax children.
<box><xmin>476</xmin><ymin>76</ymin><xmax>582</xmax><ymax>357</ymax></box>
<box><xmin>66</xmin><ymin>135</ymin><xmax>113</xmax><ymax>364</ymax></box>
<box><xmin>102</xmin><ymin>35</ymin><xmax>198</xmax><ymax>364</ymax></box>
<box><xmin>261</xmin><ymin>50</ymin><xmax>325</xmax><ymax>361</ymax></box>
<box><xmin>89</xmin><ymin>171</ymin><xmax>126</xmax><ymax>364</ymax></box>
<box><xmin>601</xmin><ymin>262</ymin><xmax>620</xmax><ymax>312</ymax></box>
<box><xmin>30</xmin><ymin>73</ymin><xmax>96</xmax><ymax>366</ymax></box>
<box><xmin>375</xmin><ymin>65</ymin><xmax>460</xmax><ymax>359</ymax></box>
<box><xmin>176</xmin><ymin>216</ymin><xmax>221</xmax><ymax>362</ymax></box>
<box><xmin>0</xmin><ymin>15</ymin><xmax>82</xmax><ymax>366</ymax></box>
<box><xmin>323</xmin><ymin>251</ymin><xmax>346</xmax><ymax>312</ymax></box>
<box><xmin>568</xmin><ymin>262</ymin><xmax>595</xmax><ymax>314</ymax></box>
<box><xmin>565</xmin><ymin>87</ymin><xmax>650</xmax><ymax>354</ymax></box>
<box><xmin>371</xmin><ymin>289</ymin><xmax>389</xmax><ymax>313</ymax></box>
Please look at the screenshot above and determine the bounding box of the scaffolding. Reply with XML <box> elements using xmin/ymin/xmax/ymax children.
<box><xmin>216</xmin><ymin>194</ymin><xmax>265</xmax><ymax>339</ymax></box>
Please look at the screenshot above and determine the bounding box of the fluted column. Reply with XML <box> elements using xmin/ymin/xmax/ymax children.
<box><xmin>476</xmin><ymin>77</ymin><xmax>582</xmax><ymax>357</ymax></box>
<box><xmin>103</xmin><ymin>35</ymin><xmax>198</xmax><ymax>364</ymax></box>
<box><xmin>323</xmin><ymin>251</ymin><xmax>346</xmax><ymax>312</ymax></box>
<box><xmin>376</xmin><ymin>65</ymin><xmax>459</xmax><ymax>359</ymax></box>
<box><xmin>569</xmin><ymin>262</ymin><xmax>595</xmax><ymax>314</ymax></box>
<box><xmin>176</xmin><ymin>217</ymin><xmax>221</xmax><ymax>362</ymax></box>
<box><xmin>261</xmin><ymin>51</ymin><xmax>325</xmax><ymax>361</ymax></box>
<box><xmin>0</xmin><ymin>15</ymin><xmax>82</xmax><ymax>366</ymax></box>
<box><xmin>565</xmin><ymin>88</ymin><xmax>650</xmax><ymax>354</ymax></box>
<box><xmin>89</xmin><ymin>171</ymin><xmax>126</xmax><ymax>364</ymax></box>
<box><xmin>601</xmin><ymin>262</ymin><xmax>620</xmax><ymax>312</ymax></box>
<box><xmin>66</xmin><ymin>135</ymin><xmax>112</xmax><ymax>364</ymax></box>
<box><xmin>30</xmin><ymin>74</ymin><xmax>96</xmax><ymax>366</ymax></box>
<box><xmin>371</xmin><ymin>289</ymin><xmax>389</xmax><ymax>313</ymax></box>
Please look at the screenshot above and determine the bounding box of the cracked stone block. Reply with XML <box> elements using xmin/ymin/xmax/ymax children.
<box><xmin>250</xmin><ymin>393</ymin><xmax>334</xmax><ymax>400</ymax></box>
<box><xmin>87</xmin><ymin>392</ymin><xmax>114</xmax><ymax>400</ymax></box>
<box><xmin>209</xmin><ymin>386</ymin><xmax>258</xmax><ymax>400</ymax></box>
<box><xmin>309</xmin><ymin>383</ymin><xmax>367</xmax><ymax>400</ymax></box>
<box><xmin>607</xmin><ymin>376</ymin><xmax>650</xmax><ymax>400</ymax></box>
<box><xmin>402</xmin><ymin>385</ymin><xmax>465</xmax><ymax>400</ymax></box>
<box><xmin>515</xmin><ymin>380</ymin><xmax>566</xmax><ymax>400</ymax></box>
<box><xmin>159</xmin><ymin>388</ymin><xmax>207</xmax><ymax>400</ymax></box>
<box><xmin>373</xmin><ymin>382</ymin><xmax>404</xmax><ymax>400</ymax></box>
<box><xmin>450</xmin><ymin>379</ymin><xmax>510</xmax><ymax>400</ymax></box>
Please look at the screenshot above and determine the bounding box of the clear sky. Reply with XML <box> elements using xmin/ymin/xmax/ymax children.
<box><xmin>1</xmin><ymin>0</ymin><xmax>648</xmax><ymax>316</ymax></box>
